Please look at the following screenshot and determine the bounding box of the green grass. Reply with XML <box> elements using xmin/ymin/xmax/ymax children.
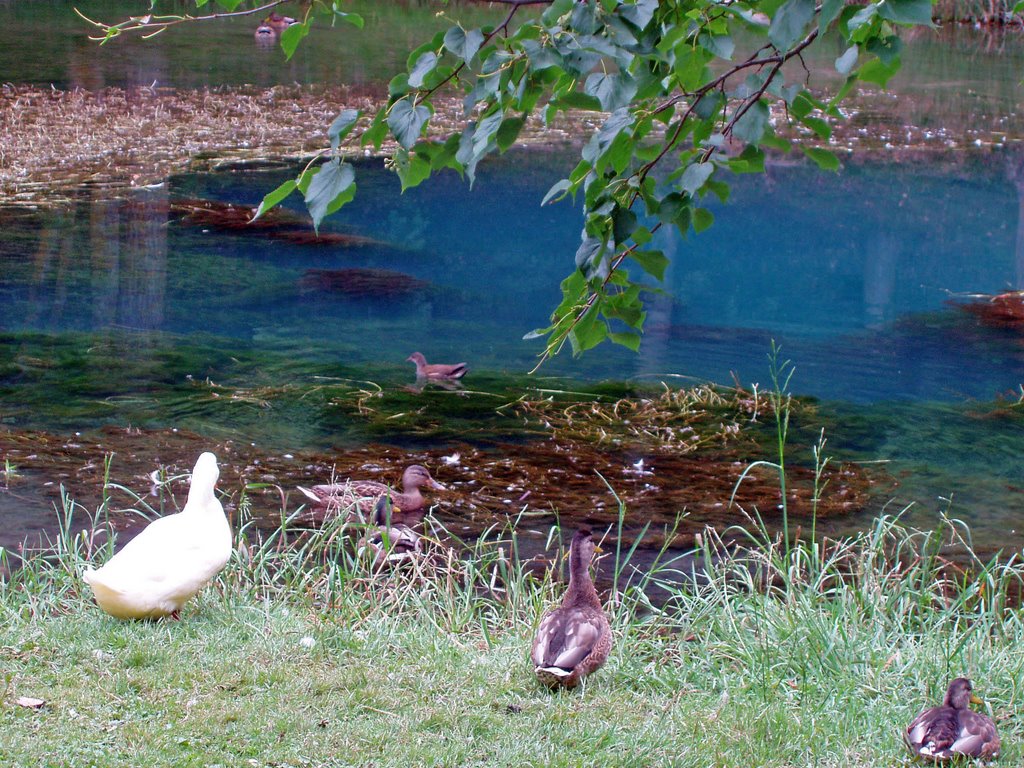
<box><xmin>2</xmin><ymin>488</ymin><xmax>1023</xmax><ymax>767</ymax></box>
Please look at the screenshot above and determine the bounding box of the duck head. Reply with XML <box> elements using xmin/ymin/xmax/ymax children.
<box><xmin>186</xmin><ymin>452</ymin><xmax>220</xmax><ymax>505</ymax></box>
<box><xmin>401</xmin><ymin>464</ymin><xmax>445</xmax><ymax>492</ymax></box>
<box><xmin>944</xmin><ymin>677</ymin><xmax>983</xmax><ymax>709</ymax></box>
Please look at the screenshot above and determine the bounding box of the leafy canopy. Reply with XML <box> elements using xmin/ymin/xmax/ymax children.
<box><xmin>88</xmin><ymin>0</ymin><xmax>935</xmax><ymax>367</ymax></box>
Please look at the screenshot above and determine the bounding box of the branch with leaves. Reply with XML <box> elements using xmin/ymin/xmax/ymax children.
<box><xmin>93</xmin><ymin>0</ymin><xmax>935</xmax><ymax>366</ymax></box>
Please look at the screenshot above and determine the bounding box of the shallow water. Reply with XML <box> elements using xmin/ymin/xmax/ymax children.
<box><xmin>2</xmin><ymin>148</ymin><xmax>1024</xmax><ymax>557</ymax></box>
<box><xmin>3</xmin><ymin>3</ymin><xmax>1024</xmax><ymax>561</ymax></box>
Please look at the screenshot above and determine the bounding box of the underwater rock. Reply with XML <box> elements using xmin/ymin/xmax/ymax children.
<box><xmin>957</xmin><ymin>291</ymin><xmax>1024</xmax><ymax>329</ymax></box>
<box><xmin>170</xmin><ymin>198</ymin><xmax>383</xmax><ymax>247</ymax></box>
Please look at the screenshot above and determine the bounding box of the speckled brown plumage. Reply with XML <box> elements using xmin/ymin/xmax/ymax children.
<box><xmin>296</xmin><ymin>464</ymin><xmax>444</xmax><ymax>525</ymax></box>
<box><xmin>531</xmin><ymin>527</ymin><xmax>612</xmax><ymax>689</ymax></box>
<box><xmin>905</xmin><ymin>678</ymin><xmax>1000</xmax><ymax>762</ymax></box>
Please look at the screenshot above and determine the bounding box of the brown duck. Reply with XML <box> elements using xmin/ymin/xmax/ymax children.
<box><xmin>905</xmin><ymin>678</ymin><xmax>1000</xmax><ymax>762</ymax></box>
<box><xmin>254</xmin><ymin>11</ymin><xmax>296</xmax><ymax>39</ymax></box>
<box><xmin>357</xmin><ymin>498</ymin><xmax>423</xmax><ymax>569</ymax></box>
<box><xmin>531</xmin><ymin>527</ymin><xmax>612</xmax><ymax>688</ymax></box>
<box><xmin>296</xmin><ymin>464</ymin><xmax>444</xmax><ymax>525</ymax></box>
<box><xmin>407</xmin><ymin>352</ymin><xmax>468</xmax><ymax>380</ymax></box>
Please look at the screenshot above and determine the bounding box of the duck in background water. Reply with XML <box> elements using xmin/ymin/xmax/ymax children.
<box><xmin>82</xmin><ymin>452</ymin><xmax>232</xmax><ymax>620</ymax></box>
<box><xmin>254</xmin><ymin>11</ymin><xmax>297</xmax><ymax>42</ymax></box>
<box><xmin>407</xmin><ymin>352</ymin><xmax>468</xmax><ymax>381</ymax></box>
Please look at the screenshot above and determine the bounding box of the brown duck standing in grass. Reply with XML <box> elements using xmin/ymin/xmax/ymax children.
<box><xmin>905</xmin><ymin>678</ymin><xmax>1000</xmax><ymax>762</ymax></box>
<box><xmin>296</xmin><ymin>464</ymin><xmax>444</xmax><ymax>525</ymax></box>
<box><xmin>531</xmin><ymin>527</ymin><xmax>612</xmax><ymax>688</ymax></box>
<box><xmin>407</xmin><ymin>352</ymin><xmax>468</xmax><ymax>380</ymax></box>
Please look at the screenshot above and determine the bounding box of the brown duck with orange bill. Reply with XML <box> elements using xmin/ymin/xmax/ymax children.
<box><xmin>904</xmin><ymin>678</ymin><xmax>1000</xmax><ymax>762</ymax></box>
<box><xmin>254</xmin><ymin>12</ymin><xmax>296</xmax><ymax>39</ymax></box>
<box><xmin>296</xmin><ymin>464</ymin><xmax>444</xmax><ymax>525</ymax></box>
<box><xmin>407</xmin><ymin>352</ymin><xmax>468</xmax><ymax>380</ymax></box>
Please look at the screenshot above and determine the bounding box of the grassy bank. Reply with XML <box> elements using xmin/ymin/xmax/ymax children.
<box><xmin>2</xmin><ymin>489</ymin><xmax>1022</xmax><ymax>767</ymax></box>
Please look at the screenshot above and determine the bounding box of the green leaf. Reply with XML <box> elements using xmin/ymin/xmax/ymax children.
<box><xmin>679</xmin><ymin>162</ymin><xmax>714</xmax><ymax>195</ymax></box>
<box><xmin>609</xmin><ymin>331</ymin><xmax>642</xmax><ymax>352</ymax></box>
<box><xmin>394</xmin><ymin>149</ymin><xmax>432</xmax><ymax>191</ymax></box>
<box><xmin>444</xmin><ymin>26</ymin><xmax>485</xmax><ymax>64</ymax></box>
<box><xmin>693</xmin><ymin>207</ymin><xmax>714</xmax><ymax>233</ymax></box>
<box><xmin>569</xmin><ymin>305</ymin><xmax>608</xmax><ymax>355</ymax></box>
<box><xmin>859</xmin><ymin>56</ymin><xmax>901</xmax><ymax>87</ymax></box>
<box><xmin>706</xmin><ymin>178</ymin><xmax>731</xmax><ymax>203</ymax></box>
<box><xmin>328</xmin><ymin>109</ymin><xmax>360</xmax><ymax>150</ymax></box>
<box><xmin>253</xmin><ymin>179</ymin><xmax>297</xmax><ymax>221</ymax></box>
<box><xmin>388</xmin><ymin>98</ymin><xmax>431</xmax><ymax>149</ymax></box>
<box><xmin>542</xmin><ymin>180</ymin><xmax>572</xmax><ymax>206</ymax></box>
<box><xmin>612</xmin><ymin>206</ymin><xmax>637</xmax><ymax>245</ymax></box>
<box><xmin>791</xmin><ymin>92</ymin><xmax>814</xmax><ymax>119</ymax></box>
<box><xmin>332</xmin><ymin>9</ymin><xmax>364</xmax><ymax>29</ymax></box>
<box><xmin>769</xmin><ymin>0</ymin><xmax>815</xmax><ymax>50</ymax></box>
<box><xmin>408</xmin><ymin>51</ymin><xmax>438</xmax><ymax>89</ymax></box>
<box><xmin>727</xmin><ymin>145</ymin><xmax>765</xmax><ymax>173</ymax></box>
<box><xmin>303</xmin><ymin>161</ymin><xmax>356</xmax><ymax>231</ymax></box>
<box><xmin>867</xmin><ymin>35</ymin><xmax>903</xmax><ymax>66</ymax></box>
<box><xmin>496</xmin><ymin>117</ymin><xmax>525</xmax><ymax>152</ymax></box>
<box><xmin>279</xmin><ymin>20</ymin><xmax>311</xmax><ymax>61</ymax></box>
<box><xmin>835</xmin><ymin>45</ymin><xmax>858</xmax><ymax>75</ymax></box>
<box><xmin>819</xmin><ymin>0</ymin><xmax>845</xmax><ymax>32</ymax></box>
<box><xmin>656</xmin><ymin>192</ymin><xmax>691</xmax><ymax>232</ymax></box>
<box><xmin>699</xmin><ymin>33</ymin><xmax>734</xmax><ymax>60</ymax></box>
<box><xmin>585</xmin><ymin>72</ymin><xmax>638</xmax><ymax>112</ymax></box>
<box><xmin>801</xmin><ymin>116</ymin><xmax>831</xmax><ymax>140</ymax></box>
<box><xmin>878</xmin><ymin>0</ymin><xmax>936</xmax><ymax>26</ymax></box>
<box><xmin>618</xmin><ymin>0</ymin><xmax>659</xmax><ymax>30</ymax></box>
<box><xmin>582</xmin><ymin>108</ymin><xmax>633</xmax><ymax>165</ymax></box>
<box><xmin>362</xmin><ymin>110</ymin><xmax>388</xmax><ymax>150</ymax></box>
<box><xmin>551</xmin><ymin>91</ymin><xmax>603</xmax><ymax>113</ymax></box>
<box><xmin>673</xmin><ymin>44</ymin><xmax>710</xmax><ymax>90</ymax></box>
<box><xmin>575</xmin><ymin>235</ymin><xmax>610</xmax><ymax>279</ymax></box>
<box><xmin>732</xmin><ymin>101</ymin><xmax>770</xmax><ymax>145</ymax></box>
<box><xmin>801</xmin><ymin>146</ymin><xmax>841</xmax><ymax>171</ymax></box>
<box><xmin>630</xmin><ymin>249</ymin><xmax>669</xmax><ymax>281</ymax></box>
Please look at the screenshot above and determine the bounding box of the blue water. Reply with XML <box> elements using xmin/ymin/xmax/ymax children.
<box><xmin>3</xmin><ymin>150</ymin><xmax>1023</xmax><ymax>405</ymax></box>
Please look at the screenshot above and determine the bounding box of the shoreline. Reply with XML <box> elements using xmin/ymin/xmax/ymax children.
<box><xmin>3</xmin><ymin>81</ymin><xmax>1019</xmax><ymax>206</ymax></box>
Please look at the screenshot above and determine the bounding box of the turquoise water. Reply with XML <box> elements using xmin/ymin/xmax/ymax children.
<box><xmin>3</xmin><ymin>151</ymin><xmax>1024</xmax><ymax>405</ymax></box>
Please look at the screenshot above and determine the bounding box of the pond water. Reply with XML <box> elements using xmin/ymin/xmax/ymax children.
<box><xmin>3</xmin><ymin>2</ymin><xmax>1024</xmax><ymax>563</ymax></box>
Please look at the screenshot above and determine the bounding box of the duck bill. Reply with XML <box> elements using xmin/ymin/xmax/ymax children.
<box><xmin>429</xmin><ymin>479</ymin><xmax>447</xmax><ymax>491</ymax></box>
<box><xmin>970</xmin><ymin>693</ymin><xmax>984</xmax><ymax>706</ymax></box>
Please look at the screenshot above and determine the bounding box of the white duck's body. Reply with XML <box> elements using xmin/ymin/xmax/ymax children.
<box><xmin>82</xmin><ymin>452</ymin><xmax>232</xmax><ymax>620</ymax></box>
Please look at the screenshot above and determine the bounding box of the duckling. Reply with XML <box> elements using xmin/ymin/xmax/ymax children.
<box><xmin>82</xmin><ymin>452</ymin><xmax>232</xmax><ymax>620</ymax></box>
<box><xmin>905</xmin><ymin>677</ymin><xmax>1000</xmax><ymax>762</ymax></box>
<box><xmin>407</xmin><ymin>352</ymin><xmax>468</xmax><ymax>380</ymax></box>
<box><xmin>531</xmin><ymin>527</ymin><xmax>612</xmax><ymax>688</ymax></box>
<box><xmin>297</xmin><ymin>464</ymin><xmax>444</xmax><ymax>524</ymax></box>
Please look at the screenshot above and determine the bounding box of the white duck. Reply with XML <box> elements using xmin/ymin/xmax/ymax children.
<box><xmin>82</xmin><ymin>452</ymin><xmax>232</xmax><ymax>620</ymax></box>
